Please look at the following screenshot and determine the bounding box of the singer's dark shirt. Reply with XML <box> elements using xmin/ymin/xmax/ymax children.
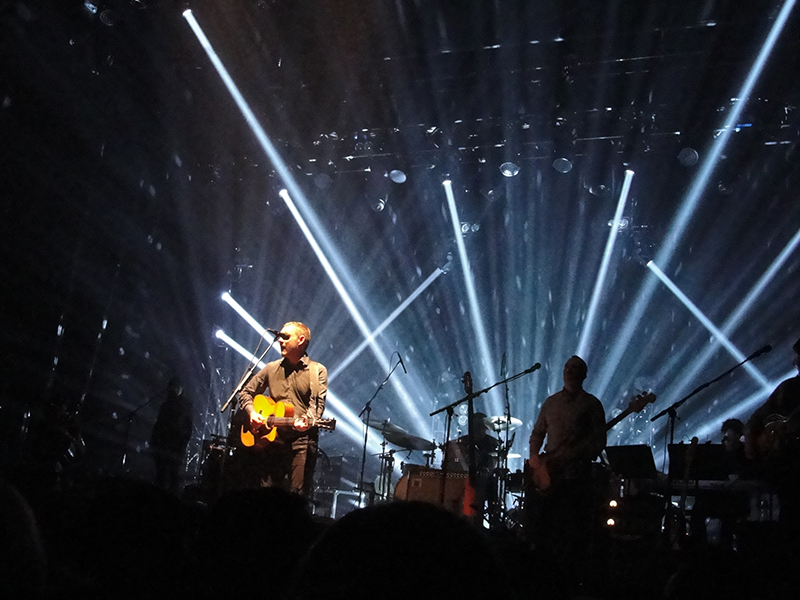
<box><xmin>238</xmin><ymin>354</ymin><xmax>328</xmax><ymax>425</ymax></box>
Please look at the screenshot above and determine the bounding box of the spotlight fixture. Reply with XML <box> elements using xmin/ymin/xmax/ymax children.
<box><xmin>553</xmin><ymin>157</ymin><xmax>572</xmax><ymax>173</ymax></box>
<box><xmin>371</xmin><ymin>195</ymin><xmax>387</xmax><ymax>212</ymax></box>
<box><xmin>99</xmin><ymin>8</ymin><xmax>121</xmax><ymax>26</ymax></box>
<box><xmin>481</xmin><ymin>188</ymin><xmax>503</xmax><ymax>202</ymax></box>
<box><xmin>583</xmin><ymin>178</ymin><xmax>609</xmax><ymax>197</ymax></box>
<box><xmin>499</xmin><ymin>162</ymin><xmax>520</xmax><ymax>177</ymax></box>
<box><xmin>389</xmin><ymin>169</ymin><xmax>407</xmax><ymax>184</ymax></box>
<box><xmin>678</xmin><ymin>147</ymin><xmax>699</xmax><ymax>166</ymax></box>
<box><xmin>607</xmin><ymin>217</ymin><xmax>630</xmax><ymax>230</ymax></box>
<box><xmin>717</xmin><ymin>177</ymin><xmax>737</xmax><ymax>195</ymax></box>
<box><xmin>314</xmin><ymin>173</ymin><xmax>333</xmax><ymax>190</ymax></box>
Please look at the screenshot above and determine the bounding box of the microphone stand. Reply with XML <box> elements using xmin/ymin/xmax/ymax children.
<box><xmin>650</xmin><ymin>344</ymin><xmax>772</xmax><ymax>439</ymax></box>
<box><xmin>111</xmin><ymin>386</ymin><xmax>169</xmax><ymax>474</ymax></box>
<box><xmin>357</xmin><ymin>354</ymin><xmax>404</xmax><ymax>507</ymax></box>
<box><xmin>492</xmin><ymin>353</ymin><xmax>513</xmax><ymax>530</ymax></box>
<box><xmin>220</xmin><ymin>334</ymin><xmax>281</xmax><ymax>414</ymax></box>
<box><xmin>651</xmin><ymin>344</ymin><xmax>769</xmax><ymax>543</ymax></box>
<box><xmin>430</xmin><ymin>363</ymin><xmax>540</xmax><ymax>518</ymax></box>
<box><xmin>431</xmin><ymin>363</ymin><xmax>541</xmax><ymax>419</ymax></box>
<box><xmin>216</xmin><ymin>332</ymin><xmax>280</xmax><ymax>496</ymax></box>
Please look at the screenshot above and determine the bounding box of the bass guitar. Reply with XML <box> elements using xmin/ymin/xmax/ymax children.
<box><xmin>527</xmin><ymin>390</ymin><xmax>657</xmax><ymax>494</ymax></box>
<box><xmin>240</xmin><ymin>394</ymin><xmax>336</xmax><ymax>447</ymax></box>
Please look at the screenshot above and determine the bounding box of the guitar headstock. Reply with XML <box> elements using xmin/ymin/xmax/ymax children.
<box><xmin>628</xmin><ymin>391</ymin><xmax>657</xmax><ymax>414</ymax></box>
<box><xmin>316</xmin><ymin>418</ymin><xmax>337</xmax><ymax>432</ymax></box>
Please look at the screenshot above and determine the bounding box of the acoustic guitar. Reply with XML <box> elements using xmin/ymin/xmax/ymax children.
<box><xmin>240</xmin><ymin>394</ymin><xmax>336</xmax><ymax>447</ymax></box>
<box><xmin>528</xmin><ymin>390</ymin><xmax>657</xmax><ymax>494</ymax></box>
<box><xmin>757</xmin><ymin>406</ymin><xmax>800</xmax><ymax>461</ymax></box>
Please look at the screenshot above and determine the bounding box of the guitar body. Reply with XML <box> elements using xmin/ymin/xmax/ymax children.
<box><xmin>526</xmin><ymin>454</ymin><xmax>552</xmax><ymax>495</ymax></box>
<box><xmin>240</xmin><ymin>394</ymin><xmax>337</xmax><ymax>448</ymax></box>
<box><xmin>240</xmin><ymin>395</ymin><xmax>294</xmax><ymax>447</ymax></box>
<box><xmin>758</xmin><ymin>412</ymin><xmax>800</xmax><ymax>461</ymax></box>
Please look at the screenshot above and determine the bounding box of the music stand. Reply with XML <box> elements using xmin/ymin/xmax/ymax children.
<box><xmin>604</xmin><ymin>445</ymin><xmax>658</xmax><ymax>479</ymax></box>
<box><xmin>668</xmin><ymin>443</ymin><xmax>730</xmax><ymax>481</ymax></box>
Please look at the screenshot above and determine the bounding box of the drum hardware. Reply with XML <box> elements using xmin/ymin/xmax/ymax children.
<box><xmin>383</xmin><ymin>431</ymin><xmax>437</xmax><ymax>452</ymax></box>
<box><xmin>357</xmin><ymin>355</ymin><xmax>407</xmax><ymax>507</ymax></box>
<box><xmin>484</xmin><ymin>415</ymin><xmax>522</xmax><ymax>433</ymax></box>
<box><xmin>363</xmin><ymin>418</ymin><xmax>406</xmax><ymax>435</ymax></box>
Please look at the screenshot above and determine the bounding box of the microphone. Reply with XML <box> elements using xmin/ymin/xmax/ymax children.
<box><xmin>397</xmin><ymin>353</ymin><xmax>408</xmax><ymax>374</ymax></box>
<box><xmin>750</xmin><ymin>345</ymin><xmax>772</xmax><ymax>359</ymax></box>
<box><xmin>526</xmin><ymin>362</ymin><xmax>541</xmax><ymax>373</ymax></box>
<box><xmin>267</xmin><ymin>328</ymin><xmax>287</xmax><ymax>339</ymax></box>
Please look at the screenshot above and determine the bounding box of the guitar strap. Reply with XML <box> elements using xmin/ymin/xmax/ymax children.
<box><xmin>309</xmin><ymin>361</ymin><xmax>322</xmax><ymax>419</ymax></box>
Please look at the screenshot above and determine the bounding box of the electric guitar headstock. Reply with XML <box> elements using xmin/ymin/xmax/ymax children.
<box><xmin>627</xmin><ymin>391</ymin><xmax>657</xmax><ymax>414</ymax></box>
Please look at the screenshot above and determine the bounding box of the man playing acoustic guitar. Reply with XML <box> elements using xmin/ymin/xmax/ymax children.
<box><xmin>239</xmin><ymin>321</ymin><xmax>328</xmax><ymax>497</ymax></box>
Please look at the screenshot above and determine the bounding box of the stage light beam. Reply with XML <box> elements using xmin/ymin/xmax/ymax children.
<box><xmin>595</xmin><ymin>0</ymin><xmax>796</xmax><ymax>398</ymax></box>
<box><xmin>184</xmin><ymin>10</ymin><xmax>430</xmax><ymax>435</ymax></box>
<box><xmin>443</xmin><ymin>179</ymin><xmax>502</xmax><ymax>415</ymax></box>
<box><xmin>578</xmin><ymin>170</ymin><xmax>634</xmax><ymax>359</ymax></box>
<box><xmin>329</xmin><ymin>267</ymin><xmax>445</xmax><ymax>381</ymax></box>
<box><xmin>646</xmin><ymin>261</ymin><xmax>771</xmax><ymax>390</ymax></box>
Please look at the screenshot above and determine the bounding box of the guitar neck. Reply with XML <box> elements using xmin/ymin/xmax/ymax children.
<box><xmin>267</xmin><ymin>417</ymin><xmax>298</xmax><ymax>426</ymax></box>
<box><xmin>265</xmin><ymin>416</ymin><xmax>333</xmax><ymax>430</ymax></box>
<box><xmin>606</xmin><ymin>407</ymin><xmax>633</xmax><ymax>432</ymax></box>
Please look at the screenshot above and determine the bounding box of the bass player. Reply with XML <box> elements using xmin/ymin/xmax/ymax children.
<box><xmin>239</xmin><ymin>321</ymin><xmax>328</xmax><ymax>497</ymax></box>
<box><xmin>526</xmin><ymin>355</ymin><xmax>607</xmax><ymax>594</ymax></box>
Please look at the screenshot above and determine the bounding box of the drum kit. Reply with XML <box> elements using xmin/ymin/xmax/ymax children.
<box><xmin>363</xmin><ymin>413</ymin><xmax>525</xmax><ymax>527</ymax></box>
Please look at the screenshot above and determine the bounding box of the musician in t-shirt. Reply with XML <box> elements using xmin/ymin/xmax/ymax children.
<box><xmin>526</xmin><ymin>355</ymin><xmax>607</xmax><ymax>594</ymax></box>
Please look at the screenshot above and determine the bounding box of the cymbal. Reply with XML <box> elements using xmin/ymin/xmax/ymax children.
<box><xmin>484</xmin><ymin>415</ymin><xmax>522</xmax><ymax>432</ymax></box>
<box><xmin>363</xmin><ymin>418</ymin><xmax>406</xmax><ymax>435</ymax></box>
<box><xmin>489</xmin><ymin>451</ymin><xmax>522</xmax><ymax>459</ymax></box>
<box><xmin>383</xmin><ymin>430</ymin><xmax>437</xmax><ymax>451</ymax></box>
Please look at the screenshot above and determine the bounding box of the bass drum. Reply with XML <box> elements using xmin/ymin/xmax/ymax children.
<box><xmin>394</xmin><ymin>464</ymin><xmax>467</xmax><ymax>515</ymax></box>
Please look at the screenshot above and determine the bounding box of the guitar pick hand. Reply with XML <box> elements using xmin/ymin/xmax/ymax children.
<box><xmin>250</xmin><ymin>411</ymin><xmax>267</xmax><ymax>427</ymax></box>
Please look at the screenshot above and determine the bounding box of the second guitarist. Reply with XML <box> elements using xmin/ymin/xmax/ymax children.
<box><xmin>239</xmin><ymin>321</ymin><xmax>328</xmax><ymax>498</ymax></box>
<box><xmin>526</xmin><ymin>355</ymin><xmax>607</xmax><ymax>595</ymax></box>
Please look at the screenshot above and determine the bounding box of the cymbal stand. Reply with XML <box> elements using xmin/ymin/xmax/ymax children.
<box><xmin>375</xmin><ymin>438</ymin><xmax>395</xmax><ymax>502</ymax></box>
<box><xmin>489</xmin><ymin>353</ymin><xmax>514</xmax><ymax>530</ymax></box>
<box><xmin>488</xmin><ymin>436</ymin><xmax>510</xmax><ymax>531</ymax></box>
<box><xmin>357</xmin><ymin>354</ymin><xmax>404</xmax><ymax>507</ymax></box>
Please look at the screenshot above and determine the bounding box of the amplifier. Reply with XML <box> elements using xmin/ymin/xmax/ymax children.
<box><xmin>394</xmin><ymin>465</ymin><xmax>467</xmax><ymax>514</ymax></box>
